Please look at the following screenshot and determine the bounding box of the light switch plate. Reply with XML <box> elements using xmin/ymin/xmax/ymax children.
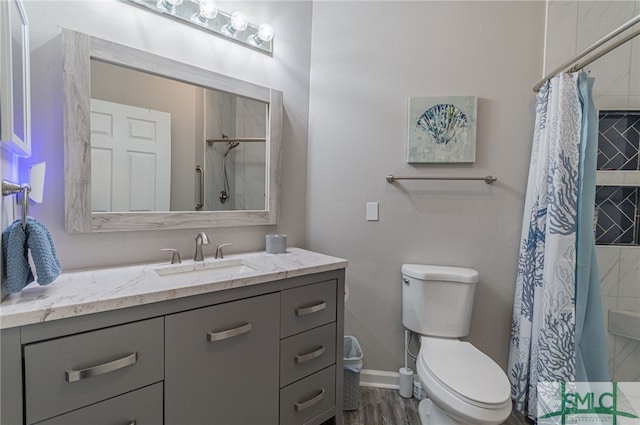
<box><xmin>366</xmin><ymin>202</ymin><xmax>379</xmax><ymax>221</ymax></box>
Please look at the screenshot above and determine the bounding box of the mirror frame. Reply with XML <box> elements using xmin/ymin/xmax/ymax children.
<box><xmin>63</xmin><ymin>29</ymin><xmax>282</xmax><ymax>233</ymax></box>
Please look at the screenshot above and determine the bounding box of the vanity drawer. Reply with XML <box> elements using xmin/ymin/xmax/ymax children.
<box><xmin>280</xmin><ymin>365</ymin><xmax>336</xmax><ymax>425</ymax></box>
<box><xmin>280</xmin><ymin>323</ymin><xmax>336</xmax><ymax>387</ymax></box>
<box><xmin>24</xmin><ymin>318</ymin><xmax>164</xmax><ymax>424</ymax></box>
<box><xmin>281</xmin><ymin>280</ymin><xmax>337</xmax><ymax>337</ymax></box>
<box><xmin>35</xmin><ymin>382</ymin><xmax>163</xmax><ymax>425</ymax></box>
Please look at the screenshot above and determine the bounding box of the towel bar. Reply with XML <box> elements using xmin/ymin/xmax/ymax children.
<box><xmin>2</xmin><ymin>180</ymin><xmax>30</xmax><ymax>229</ymax></box>
<box><xmin>206</xmin><ymin>137</ymin><xmax>266</xmax><ymax>145</ymax></box>
<box><xmin>386</xmin><ymin>175</ymin><xmax>497</xmax><ymax>184</ymax></box>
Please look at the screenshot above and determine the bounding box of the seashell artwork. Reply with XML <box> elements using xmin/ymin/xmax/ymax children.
<box><xmin>407</xmin><ymin>96</ymin><xmax>477</xmax><ymax>163</ymax></box>
<box><xmin>417</xmin><ymin>104</ymin><xmax>468</xmax><ymax>145</ymax></box>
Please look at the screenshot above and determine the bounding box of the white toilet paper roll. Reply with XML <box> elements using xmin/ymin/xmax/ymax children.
<box><xmin>399</xmin><ymin>367</ymin><xmax>413</xmax><ymax>398</ymax></box>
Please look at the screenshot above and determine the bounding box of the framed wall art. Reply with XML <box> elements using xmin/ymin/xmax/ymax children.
<box><xmin>407</xmin><ymin>96</ymin><xmax>477</xmax><ymax>163</ymax></box>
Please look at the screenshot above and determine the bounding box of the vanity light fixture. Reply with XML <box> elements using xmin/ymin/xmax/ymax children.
<box><xmin>126</xmin><ymin>0</ymin><xmax>274</xmax><ymax>54</ymax></box>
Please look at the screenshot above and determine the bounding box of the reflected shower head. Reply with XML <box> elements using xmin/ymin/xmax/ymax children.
<box><xmin>224</xmin><ymin>141</ymin><xmax>240</xmax><ymax>156</ymax></box>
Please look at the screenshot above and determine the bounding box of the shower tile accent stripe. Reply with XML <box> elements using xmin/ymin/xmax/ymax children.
<box><xmin>595</xmin><ymin>186</ymin><xmax>639</xmax><ymax>245</ymax></box>
<box><xmin>597</xmin><ymin>110</ymin><xmax>640</xmax><ymax>171</ymax></box>
<box><xmin>596</xmin><ymin>109</ymin><xmax>640</xmax><ymax>247</ymax></box>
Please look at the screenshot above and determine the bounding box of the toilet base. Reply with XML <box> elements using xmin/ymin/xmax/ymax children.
<box><xmin>419</xmin><ymin>398</ymin><xmax>467</xmax><ymax>425</ymax></box>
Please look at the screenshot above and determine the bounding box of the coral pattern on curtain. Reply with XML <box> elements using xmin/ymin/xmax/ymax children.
<box><xmin>508</xmin><ymin>73</ymin><xmax>582</xmax><ymax>419</ymax></box>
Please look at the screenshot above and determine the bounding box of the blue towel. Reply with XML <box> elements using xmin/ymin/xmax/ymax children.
<box><xmin>2</xmin><ymin>217</ymin><xmax>62</xmax><ymax>293</ymax></box>
<box><xmin>2</xmin><ymin>219</ymin><xmax>33</xmax><ymax>292</ymax></box>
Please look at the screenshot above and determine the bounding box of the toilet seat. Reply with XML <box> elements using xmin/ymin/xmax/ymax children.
<box><xmin>416</xmin><ymin>336</ymin><xmax>512</xmax><ymax>424</ymax></box>
<box><xmin>419</xmin><ymin>336</ymin><xmax>511</xmax><ymax>407</ymax></box>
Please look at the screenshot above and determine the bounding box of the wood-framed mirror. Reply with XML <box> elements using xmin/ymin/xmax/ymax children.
<box><xmin>63</xmin><ymin>29</ymin><xmax>282</xmax><ymax>233</ymax></box>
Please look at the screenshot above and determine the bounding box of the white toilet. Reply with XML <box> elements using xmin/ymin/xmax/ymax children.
<box><xmin>402</xmin><ymin>264</ymin><xmax>512</xmax><ymax>425</ymax></box>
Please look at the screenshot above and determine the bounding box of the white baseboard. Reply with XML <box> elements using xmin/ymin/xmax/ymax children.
<box><xmin>359</xmin><ymin>369</ymin><xmax>410</xmax><ymax>389</ymax></box>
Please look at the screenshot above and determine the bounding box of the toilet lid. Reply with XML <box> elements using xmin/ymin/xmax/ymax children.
<box><xmin>420</xmin><ymin>337</ymin><xmax>510</xmax><ymax>406</ymax></box>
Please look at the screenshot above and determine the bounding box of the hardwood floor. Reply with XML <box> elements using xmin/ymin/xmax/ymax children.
<box><xmin>342</xmin><ymin>386</ymin><xmax>420</xmax><ymax>425</ymax></box>
<box><xmin>342</xmin><ymin>387</ymin><xmax>533</xmax><ymax>425</ymax></box>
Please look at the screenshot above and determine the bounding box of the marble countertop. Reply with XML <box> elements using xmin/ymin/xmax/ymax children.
<box><xmin>0</xmin><ymin>248</ymin><xmax>347</xmax><ymax>329</ymax></box>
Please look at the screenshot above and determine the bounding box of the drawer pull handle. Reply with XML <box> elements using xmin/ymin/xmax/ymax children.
<box><xmin>295</xmin><ymin>345</ymin><xmax>326</xmax><ymax>364</ymax></box>
<box><xmin>294</xmin><ymin>388</ymin><xmax>326</xmax><ymax>411</ymax></box>
<box><xmin>296</xmin><ymin>302</ymin><xmax>326</xmax><ymax>316</ymax></box>
<box><xmin>65</xmin><ymin>352</ymin><xmax>138</xmax><ymax>383</ymax></box>
<box><xmin>207</xmin><ymin>322</ymin><xmax>252</xmax><ymax>342</ymax></box>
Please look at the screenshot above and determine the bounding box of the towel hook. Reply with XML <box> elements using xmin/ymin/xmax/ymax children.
<box><xmin>2</xmin><ymin>180</ymin><xmax>31</xmax><ymax>230</ymax></box>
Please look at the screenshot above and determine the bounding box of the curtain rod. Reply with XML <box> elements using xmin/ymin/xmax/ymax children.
<box><xmin>533</xmin><ymin>14</ymin><xmax>640</xmax><ymax>92</ymax></box>
<box><xmin>570</xmin><ymin>28</ymin><xmax>640</xmax><ymax>73</ymax></box>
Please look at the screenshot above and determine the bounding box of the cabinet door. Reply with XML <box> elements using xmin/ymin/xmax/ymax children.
<box><xmin>165</xmin><ymin>293</ymin><xmax>280</xmax><ymax>425</ymax></box>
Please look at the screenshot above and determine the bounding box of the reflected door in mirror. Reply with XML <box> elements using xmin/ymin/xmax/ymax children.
<box><xmin>90</xmin><ymin>99</ymin><xmax>171</xmax><ymax>212</ymax></box>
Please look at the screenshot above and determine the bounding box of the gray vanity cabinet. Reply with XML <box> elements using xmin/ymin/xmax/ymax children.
<box><xmin>0</xmin><ymin>268</ymin><xmax>346</xmax><ymax>425</ymax></box>
<box><xmin>165</xmin><ymin>293</ymin><xmax>280</xmax><ymax>425</ymax></box>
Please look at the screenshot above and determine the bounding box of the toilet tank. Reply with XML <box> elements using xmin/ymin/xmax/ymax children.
<box><xmin>402</xmin><ymin>264</ymin><xmax>478</xmax><ymax>337</ymax></box>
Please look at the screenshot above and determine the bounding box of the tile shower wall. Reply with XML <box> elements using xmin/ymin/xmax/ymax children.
<box><xmin>595</xmin><ymin>111</ymin><xmax>640</xmax><ymax>246</ymax></box>
<box><xmin>234</xmin><ymin>98</ymin><xmax>267</xmax><ymax>211</ymax></box>
<box><xmin>595</xmin><ymin>186</ymin><xmax>639</xmax><ymax>245</ymax></box>
<box><xmin>203</xmin><ymin>92</ymin><xmax>266</xmax><ymax>211</ymax></box>
<box><xmin>597</xmin><ymin>111</ymin><xmax>640</xmax><ymax>171</ymax></box>
<box><xmin>595</xmin><ymin>109</ymin><xmax>640</xmax><ymax>381</ymax></box>
<box><xmin>597</xmin><ymin>246</ymin><xmax>640</xmax><ymax>381</ymax></box>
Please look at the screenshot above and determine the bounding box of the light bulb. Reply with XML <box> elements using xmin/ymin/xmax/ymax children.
<box><xmin>156</xmin><ymin>0</ymin><xmax>183</xmax><ymax>14</ymax></box>
<box><xmin>230</xmin><ymin>12</ymin><xmax>248</xmax><ymax>32</ymax></box>
<box><xmin>221</xmin><ymin>11</ymin><xmax>248</xmax><ymax>37</ymax></box>
<box><xmin>249</xmin><ymin>23</ymin><xmax>274</xmax><ymax>46</ymax></box>
<box><xmin>191</xmin><ymin>0</ymin><xmax>218</xmax><ymax>25</ymax></box>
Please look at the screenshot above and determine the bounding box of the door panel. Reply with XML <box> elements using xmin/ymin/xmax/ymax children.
<box><xmin>90</xmin><ymin>99</ymin><xmax>171</xmax><ymax>212</ymax></box>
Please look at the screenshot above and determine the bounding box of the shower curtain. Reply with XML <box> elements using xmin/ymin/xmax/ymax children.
<box><xmin>574</xmin><ymin>73</ymin><xmax>609</xmax><ymax>384</ymax></box>
<box><xmin>508</xmin><ymin>72</ymin><xmax>609</xmax><ymax>419</ymax></box>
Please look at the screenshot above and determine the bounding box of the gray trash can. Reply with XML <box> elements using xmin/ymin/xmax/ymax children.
<box><xmin>343</xmin><ymin>335</ymin><xmax>363</xmax><ymax>411</ymax></box>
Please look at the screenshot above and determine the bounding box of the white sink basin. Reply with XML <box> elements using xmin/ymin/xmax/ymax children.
<box><xmin>155</xmin><ymin>258</ymin><xmax>257</xmax><ymax>278</ymax></box>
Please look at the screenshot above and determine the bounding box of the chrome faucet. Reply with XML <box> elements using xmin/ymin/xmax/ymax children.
<box><xmin>161</xmin><ymin>248</ymin><xmax>182</xmax><ymax>264</ymax></box>
<box><xmin>194</xmin><ymin>232</ymin><xmax>209</xmax><ymax>261</ymax></box>
<box><xmin>215</xmin><ymin>243</ymin><xmax>232</xmax><ymax>259</ymax></box>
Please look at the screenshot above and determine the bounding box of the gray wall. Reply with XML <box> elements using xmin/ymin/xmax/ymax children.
<box><xmin>20</xmin><ymin>0</ymin><xmax>312</xmax><ymax>270</ymax></box>
<box><xmin>306</xmin><ymin>1</ymin><xmax>546</xmax><ymax>372</ymax></box>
